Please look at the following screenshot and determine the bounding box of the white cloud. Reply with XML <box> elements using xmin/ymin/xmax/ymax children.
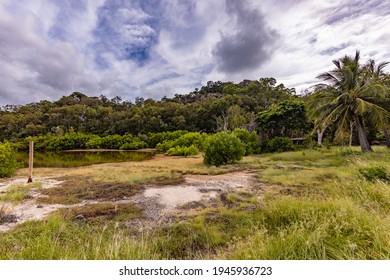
<box><xmin>0</xmin><ymin>0</ymin><xmax>389</xmax><ymax>106</ymax></box>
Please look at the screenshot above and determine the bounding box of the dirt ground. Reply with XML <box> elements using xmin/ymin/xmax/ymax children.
<box><xmin>0</xmin><ymin>171</ymin><xmax>261</xmax><ymax>232</ymax></box>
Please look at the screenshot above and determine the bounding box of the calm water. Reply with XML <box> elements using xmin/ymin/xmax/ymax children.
<box><xmin>17</xmin><ymin>150</ymin><xmax>154</xmax><ymax>168</ymax></box>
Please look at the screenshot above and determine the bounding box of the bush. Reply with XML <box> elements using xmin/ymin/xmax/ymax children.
<box><xmin>167</xmin><ymin>145</ymin><xmax>199</xmax><ymax>157</ymax></box>
<box><xmin>203</xmin><ymin>132</ymin><xmax>245</xmax><ymax>166</ymax></box>
<box><xmin>156</xmin><ymin>132</ymin><xmax>207</xmax><ymax>152</ymax></box>
<box><xmin>359</xmin><ymin>165</ymin><xmax>389</xmax><ymax>182</ymax></box>
<box><xmin>147</xmin><ymin>131</ymin><xmax>188</xmax><ymax>148</ymax></box>
<box><xmin>261</xmin><ymin>137</ymin><xmax>296</xmax><ymax>153</ymax></box>
<box><xmin>232</xmin><ymin>128</ymin><xmax>260</xmax><ymax>155</ymax></box>
<box><xmin>156</xmin><ymin>140</ymin><xmax>175</xmax><ymax>152</ymax></box>
<box><xmin>46</xmin><ymin>132</ymin><xmax>94</xmax><ymax>150</ymax></box>
<box><xmin>0</xmin><ymin>143</ymin><xmax>20</xmax><ymax>178</ymax></box>
<box><xmin>120</xmin><ymin>139</ymin><xmax>147</xmax><ymax>150</ymax></box>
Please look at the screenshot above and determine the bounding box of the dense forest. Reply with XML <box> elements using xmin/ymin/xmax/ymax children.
<box><xmin>1</xmin><ymin>52</ymin><xmax>390</xmax><ymax>153</ymax></box>
<box><xmin>0</xmin><ymin>78</ymin><xmax>296</xmax><ymax>138</ymax></box>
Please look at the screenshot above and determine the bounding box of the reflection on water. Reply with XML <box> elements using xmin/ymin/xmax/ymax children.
<box><xmin>17</xmin><ymin>150</ymin><xmax>154</xmax><ymax>168</ymax></box>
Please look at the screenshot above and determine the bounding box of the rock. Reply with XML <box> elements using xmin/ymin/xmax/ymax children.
<box><xmin>36</xmin><ymin>205</ymin><xmax>44</xmax><ymax>208</ymax></box>
<box><xmin>275</xmin><ymin>164</ymin><xmax>287</xmax><ymax>169</ymax></box>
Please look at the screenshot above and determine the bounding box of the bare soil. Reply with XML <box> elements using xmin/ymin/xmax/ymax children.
<box><xmin>0</xmin><ymin>171</ymin><xmax>263</xmax><ymax>232</ymax></box>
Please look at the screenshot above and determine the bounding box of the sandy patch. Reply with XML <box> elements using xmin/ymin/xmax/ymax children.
<box><xmin>0</xmin><ymin>177</ymin><xmax>65</xmax><ymax>232</ymax></box>
<box><xmin>142</xmin><ymin>171</ymin><xmax>257</xmax><ymax>222</ymax></box>
<box><xmin>0</xmin><ymin>171</ymin><xmax>259</xmax><ymax>232</ymax></box>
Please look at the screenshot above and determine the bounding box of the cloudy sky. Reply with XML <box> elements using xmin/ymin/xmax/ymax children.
<box><xmin>0</xmin><ymin>0</ymin><xmax>389</xmax><ymax>106</ymax></box>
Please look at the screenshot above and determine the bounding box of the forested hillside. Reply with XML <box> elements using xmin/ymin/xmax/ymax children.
<box><xmin>0</xmin><ymin>78</ymin><xmax>296</xmax><ymax>140</ymax></box>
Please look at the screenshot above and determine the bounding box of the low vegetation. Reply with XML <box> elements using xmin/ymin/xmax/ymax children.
<box><xmin>1</xmin><ymin>147</ymin><xmax>389</xmax><ymax>259</ymax></box>
<box><xmin>0</xmin><ymin>143</ymin><xmax>20</xmax><ymax>178</ymax></box>
<box><xmin>0</xmin><ymin>182</ymin><xmax>42</xmax><ymax>203</ymax></box>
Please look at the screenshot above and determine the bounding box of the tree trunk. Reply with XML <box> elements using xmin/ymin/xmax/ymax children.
<box><xmin>384</xmin><ymin>126</ymin><xmax>390</xmax><ymax>149</ymax></box>
<box><xmin>317</xmin><ymin>127</ymin><xmax>326</xmax><ymax>145</ymax></box>
<box><xmin>349</xmin><ymin>121</ymin><xmax>354</xmax><ymax>147</ymax></box>
<box><xmin>356</xmin><ymin>115</ymin><xmax>373</xmax><ymax>152</ymax></box>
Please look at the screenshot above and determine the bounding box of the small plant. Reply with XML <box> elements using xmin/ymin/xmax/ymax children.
<box><xmin>358</xmin><ymin>165</ymin><xmax>389</xmax><ymax>182</ymax></box>
<box><xmin>203</xmin><ymin>132</ymin><xmax>245</xmax><ymax>166</ymax></box>
<box><xmin>338</xmin><ymin>147</ymin><xmax>359</xmax><ymax>156</ymax></box>
<box><xmin>0</xmin><ymin>206</ymin><xmax>17</xmax><ymax>224</ymax></box>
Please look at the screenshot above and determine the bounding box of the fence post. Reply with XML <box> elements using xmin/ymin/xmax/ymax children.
<box><xmin>27</xmin><ymin>141</ymin><xmax>34</xmax><ymax>183</ymax></box>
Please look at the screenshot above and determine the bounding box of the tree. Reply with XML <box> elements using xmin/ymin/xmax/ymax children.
<box><xmin>363</xmin><ymin>60</ymin><xmax>390</xmax><ymax>148</ymax></box>
<box><xmin>308</xmin><ymin>51</ymin><xmax>390</xmax><ymax>152</ymax></box>
<box><xmin>256</xmin><ymin>100</ymin><xmax>311</xmax><ymax>140</ymax></box>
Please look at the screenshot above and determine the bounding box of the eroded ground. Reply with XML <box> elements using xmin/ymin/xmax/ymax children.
<box><xmin>0</xmin><ymin>171</ymin><xmax>269</xmax><ymax>232</ymax></box>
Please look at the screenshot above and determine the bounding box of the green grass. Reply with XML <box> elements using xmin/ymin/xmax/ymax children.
<box><xmin>1</xmin><ymin>147</ymin><xmax>390</xmax><ymax>259</ymax></box>
<box><xmin>0</xmin><ymin>182</ymin><xmax>42</xmax><ymax>202</ymax></box>
<box><xmin>0</xmin><ymin>213</ymin><xmax>158</xmax><ymax>259</ymax></box>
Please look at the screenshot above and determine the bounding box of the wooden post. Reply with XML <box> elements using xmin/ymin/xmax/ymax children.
<box><xmin>27</xmin><ymin>141</ymin><xmax>34</xmax><ymax>183</ymax></box>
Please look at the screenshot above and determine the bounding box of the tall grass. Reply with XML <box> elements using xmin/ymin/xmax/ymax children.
<box><xmin>0</xmin><ymin>213</ymin><xmax>159</xmax><ymax>259</ymax></box>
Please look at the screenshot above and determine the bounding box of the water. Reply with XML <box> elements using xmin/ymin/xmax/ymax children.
<box><xmin>17</xmin><ymin>150</ymin><xmax>154</xmax><ymax>168</ymax></box>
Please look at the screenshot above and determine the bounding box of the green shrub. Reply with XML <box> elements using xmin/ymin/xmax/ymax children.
<box><xmin>359</xmin><ymin>165</ymin><xmax>389</xmax><ymax>182</ymax></box>
<box><xmin>85</xmin><ymin>135</ymin><xmax>103</xmax><ymax>149</ymax></box>
<box><xmin>156</xmin><ymin>140</ymin><xmax>175</xmax><ymax>152</ymax></box>
<box><xmin>261</xmin><ymin>137</ymin><xmax>296</xmax><ymax>153</ymax></box>
<box><xmin>156</xmin><ymin>132</ymin><xmax>207</xmax><ymax>152</ymax></box>
<box><xmin>98</xmin><ymin>135</ymin><xmax>124</xmax><ymax>149</ymax></box>
<box><xmin>203</xmin><ymin>132</ymin><xmax>245</xmax><ymax>166</ymax></box>
<box><xmin>147</xmin><ymin>131</ymin><xmax>188</xmax><ymax>148</ymax></box>
<box><xmin>46</xmin><ymin>132</ymin><xmax>94</xmax><ymax>150</ymax></box>
<box><xmin>167</xmin><ymin>145</ymin><xmax>199</xmax><ymax>157</ymax></box>
<box><xmin>0</xmin><ymin>143</ymin><xmax>20</xmax><ymax>178</ymax></box>
<box><xmin>232</xmin><ymin>128</ymin><xmax>260</xmax><ymax>155</ymax></box>
<box><xmin>120</xmin><ymin>139</ymin><xmax>147</xmax><ymax>150</ymax></box>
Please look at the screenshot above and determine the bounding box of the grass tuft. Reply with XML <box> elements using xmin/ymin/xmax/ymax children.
<box><xmin>0</xmin><ymin>182</ymin><xmax>42</xmax><ymax>202</ymax></box>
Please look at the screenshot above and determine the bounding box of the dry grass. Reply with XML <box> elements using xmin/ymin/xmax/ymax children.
<box><xmin>59</xmin><ymin>202</ymin><xmax>143</xmax><ymax>224</ymax></box>
<box><xmin>15</xmin><ymin>154</ymin><xmax>249</xmax><ymax>184</ymax></box>
<box><xmin>0</xmin><ymin>206</ymin><xmax>17</xmax><ymax>224</ymax></box>
<box><xmin>37</xmin><ymin>178</ymin><xmax>144</xmax><ymax>205</ymax></box>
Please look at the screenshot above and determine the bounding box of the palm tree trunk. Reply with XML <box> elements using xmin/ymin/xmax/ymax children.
<box><xmin>384</xmin><ymin>126</ymin><xmax>390</xmax><ymax>149</ymax></box>
<box><xmin>356</xmin><ymin>115</ymin><xmax>373</xmax><ymax>152</ymax></box>
<box><xmin>349</xmin><ymin>121</ymin><xmax>354</xmax><ymax>147</ymax></box>
<box><xmin>317</xmin><ymin>128</ymin><xmax>326</xmax><ymax>145</ymax></box>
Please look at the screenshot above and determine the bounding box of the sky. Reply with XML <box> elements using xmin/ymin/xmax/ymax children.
<box><xmin>0</xmin><ymin>0</ymin><xmax>389</xmax><ymax>106</ymax></box>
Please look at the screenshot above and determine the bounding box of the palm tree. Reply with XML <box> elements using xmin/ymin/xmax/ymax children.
<box><xmin>308</xmin><ymin>51</ymin><xmax>390</xmax><ymax>152</ymax></box>
<box><xmin>363</xmin><ymin>60</ymin><xmax>390</xmax><ymax>148</ymax></box>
